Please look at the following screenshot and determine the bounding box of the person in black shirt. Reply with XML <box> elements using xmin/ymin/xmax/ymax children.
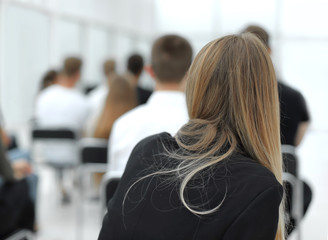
<box><xmin>241</xmin><ymin>25</ymin><xmax>310</xmax><ymax>146</ymax></box>
<box><xmin>125</xmin><ymin>53</ymin><xmax>152</xmax><ymax>105</ymax></box>
<box><xmin>242</xmin><ymin>24</ymin><xmax>312</xmax><ymax>235</ymax></box>
<box><xmin>99</xmin><ymin>34</ymin><xmax>285</xmax><ymax>239</ymax></box>
<box><xmin>278</xmin><ymin>82</ymin><xmax>310</xmax><ymax>146</ymax></box>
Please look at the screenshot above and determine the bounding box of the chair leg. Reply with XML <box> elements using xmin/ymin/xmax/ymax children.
<box><xmin>55</xmin><ymin>168</ymin><xmax>70</xmax><ymax>204</ymax></box>
<box><xmin>76</xmin><ymin>167</ymin><xmax>84</xmax><ymax>240</ymax></box>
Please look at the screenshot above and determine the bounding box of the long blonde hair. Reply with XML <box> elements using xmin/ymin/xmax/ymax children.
<box><xmin>171</xmin><ymin>34</ymin><xmax>284</xmax><ymax>239</ymax></box>
<box><xmin>93</xmin><ymin>76</ymin><xmax>137</xmax><ymax>139</ymax></box>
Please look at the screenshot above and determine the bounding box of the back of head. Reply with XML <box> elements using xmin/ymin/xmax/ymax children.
<box><xmin>151</xmin><ymin>34</ymin><xmax>193</xmax><ymax>83</ymax></box>
<box><xmin>40</xmin><ymin>70</ymin><xmax>58</xmax><ymax>90</ymax></box>
<box><xmin>185</xmin><ymin>33</ymin><xmax>280</xmax><ymax>171</ymax></box>
<box><xmin>108</xmin><ymin>76</ymin><xmax>136</xmax><ymax>103</ymax></box>
<box><xmin>64</xmin><ymin>57</ymin><xmax>82</xmax><ymax>77</ymax></box>
<box><xmin>103</xmin><ymin>59</ymin><xmax>116</xmax><ymax>76</ymax></box>
<box><xmin>175</xmin><ymin>34</ymin><xmax>284</xmax><ymax>239</ymax></box>
<box><xmin>179</xmin><ymin>34</ymin><xmax>284</xmax><ymax>238</ymax></box>
<box><xmin>241</xmin><ymin>25</ymin><xmax>270</xmax><ymax>49</ymax></box>
<box><xmin>127</xmin><ymin>54</ymin><xmax>144</xmax><ymax>76</ymax></box>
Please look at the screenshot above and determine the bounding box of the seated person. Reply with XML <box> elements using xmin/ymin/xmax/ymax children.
<box><xmin>278</xmin><ymin>82</ymin><xmax>310</xmax><ymax>147</ymax></box>
<box><xmin>87</xmin><ymin>59</ymin><xmax>117</xmax><ymax>129</ymax></box>
<box><xmin>0</xmin><ymin>138</ymin><xmax>35</xmax><ymax>238</ymax></box>
<box><xmin>35</xmin><ymin>57</ymin><xmax>87</xmax><ymax>203</ymax></box>
<box><xmin>242</xmin><ymin>24</ymin><xmax>312</xmax><ymax>235</ymax></box>
<box><xmin>92</xmin><ymin>75</ymin><xmax>137</xmax><ymax>139</ymax></box>
<box><xmin>87</xmin><ymin>76</ymin><xmax>137</xmax><ymax>192</ymax></box>
<box><xmin>99</xmin><ymin>34</ymin><xmax>285</xmax><ymax>239</ymax></box>
<box><xmin>39</xmin><ymin>69</ymin><xmax>58</xmax><ymax>91</ymax></box>
<box><xmin>108</xmin><ymin>35</ymin><xmax>192</xmax><ymax>175</ymax></box>
<box><xmin>35</xmin><ymin>57</ymin><xmax>88</xmax><ymax>131</ymax></box>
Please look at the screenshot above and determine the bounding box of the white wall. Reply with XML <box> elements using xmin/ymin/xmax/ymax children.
<box><xmin>2</xmin><ymin>5</ymin><xmax>49</xmax><ymax>124</ymax></box>
<box><xmin>0</xmin><ymin>0</ymin><xmax>154</xmax><ymax>125</ymax></box>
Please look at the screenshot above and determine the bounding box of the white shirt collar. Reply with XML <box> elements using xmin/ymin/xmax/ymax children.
<box><xmin>146</xmin><ymin>91</ymin><xmax>186</xmax><ymax>107</ymax></box>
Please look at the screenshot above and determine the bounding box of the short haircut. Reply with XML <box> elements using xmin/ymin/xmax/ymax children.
<box><xmin>151</xmin><ymin>34</ymin><xmax>193</xmax><ymax>83</ymax></box>
<box><xmin>103</xmin><ymin>59</ymin><xmax>116</xmax><ymax>76</ymax></box>
<box><xmin>41</xmin><ymin>70</ymin><xmax>57</xmax><ymax>90</ymax></box>
<box><xmin>241</xmin><ymin>25</ymin><xmax>270</xmax><ymax>49</ymax></box>
<box><xmin>127</xmin><ymin>54</ymin><xmax>144</xmax><ymax>76</ymax></box>
<box><xmin>64</xmin><ymin>57</ymin><xmax>82</xmax><ymax>77</ymax></box>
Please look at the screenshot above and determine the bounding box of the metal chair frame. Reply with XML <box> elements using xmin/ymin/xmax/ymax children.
<box><xmin>31</xmin><ymin>127</ymin><xmax>79</xmax><ymax>202</ymax></box>
<box><xmin>100</xmin><ymin>171</ymin><xmax>122</xmax><ymax>215</ymax></box>
<box><xmin>31</xmin><ymin>127</ymin><xmax>78</xmax><ymax>167</ymax></box>
<box><xmin>282</xmin><ymin>144</ymin><xmax>303</xmax><ymax>240</ymax></box>
<box><xmin>76</xmin><ymin>137</ymin><xmax>108</xmax><ymax>240</ymax></box>
<box><xmin>4</xmin><ymin>229</ymin><xmax>34</xmax><ymax>240</ymax></box>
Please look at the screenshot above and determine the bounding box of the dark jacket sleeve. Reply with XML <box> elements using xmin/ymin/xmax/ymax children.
<box><xmin>98</xmin><ymin>211</ymin><xmax>110</xmax><ymax>239</ymax></box>
<box><xmin>298</xmin><ymin>93</ymin><xmax>310</xmax><ymax>122</ymax></box>
<box><xmin>0</xmin><ymin>138</ymin><xmax>15</xmax><ymax>182</ymax></box>
<box><xmin>223</xmin><ymin>184</ymin><xmax>283</xmax><ymax>240</ymax></box>
<box><xmin>0</xmin><ymin>179</ymin><xmax>35</xmax><ymax>237</ymax></box>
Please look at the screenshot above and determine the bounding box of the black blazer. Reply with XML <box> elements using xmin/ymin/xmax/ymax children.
<box><xmin>99</xmin><ymin>132</ymin><xmax>283</xmax><ymax>240</ymax></box>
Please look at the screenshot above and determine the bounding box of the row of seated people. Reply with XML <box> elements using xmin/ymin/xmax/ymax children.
<box><xmin>0</xmin><ymin>135</ymin><xmax>35</xmax><ymax>238</ymax></box>
<box><xmin>99</xmin><ymin>30</ymin><xmax>310</xmax><ymax>239</ymax></box>
<box><xmin>33</xmin><ymin>53</ymin><xmax>152</xmax><ymax>202</ymax></box>
<box><xmin>104</xmin><ymin>26</ymin><xmax>312</xmax><ymax>237</ymax></box>
<box><xmin>28</xmin><ymin>25</ymin><xmax>311</xmax><ymax>238</ymax></box>
<box><xmin>0</xmin><ymin>53</ymin><xmax>151</xmax><ymax>235</ymax></box>
<box><xmin>36</xmin><ymin>53</ymin><xmax>152</xmax><ymax>137</ymax></box>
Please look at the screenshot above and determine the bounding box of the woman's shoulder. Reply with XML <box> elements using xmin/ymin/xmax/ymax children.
<box><xmin>131</xmin><ymin>132</ymin><xmax>177</xmax><ymax>154</ymax></box>
<box><xmin>215</xmin><ymin>153</ymin><xmax>283</xmax><ymax>202</ymax></box>
<box><xmin>124</xmin><ymin>132</ymin><xmax>177</xmax><ymax>169</ymax></box>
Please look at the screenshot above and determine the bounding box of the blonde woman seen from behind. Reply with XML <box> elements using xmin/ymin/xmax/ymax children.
<box><xmin>99</xmin><ymin>34</ymin><xmax>285</xmax><ymax>240</ymax></box>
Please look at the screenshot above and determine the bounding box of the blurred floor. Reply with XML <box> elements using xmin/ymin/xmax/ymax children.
<box><xmin>34</xmin><ymin>166</ymin><xmax>102</xmax><ymax>240</ymax></box>
<box><xmin>32</xmin><ymin>130</ymin><xmax>327</xmax><ymax>240</ymax></box>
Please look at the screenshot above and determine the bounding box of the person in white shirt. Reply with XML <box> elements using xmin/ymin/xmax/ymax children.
<box><xmin>108</xmin><ymin>34</ymin><xmax>193</xmax><ymax>174</ymax></box>
<box><xmin>35</xmin><ymin>57</ymin><xmax>87</xmax><ymax>203</ymax></box>
<box><xmin>35</xmin><ymin>57</ymin><xmax>88</xmax><ymax>131</ymax></box>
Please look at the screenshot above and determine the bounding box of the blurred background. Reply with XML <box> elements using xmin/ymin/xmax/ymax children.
<box><xmin>0</xmin><ymin>0</ymin><xmax>327</xmax><ymax>239</ymax></box>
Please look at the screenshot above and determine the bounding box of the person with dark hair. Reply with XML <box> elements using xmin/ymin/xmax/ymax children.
<box><xmin>242</xmin><ymin>25</ymin><xmax>311</xmax><ymax>146</ymax></box>
<box><xmin>35</xmin><ymin>56</ymin><xmax>88</xmax><ymax>130</ymax></box>
<box><xmin>242</xmin><ymin>24</ymin><xmax>312</xmax><ymax>235</ymax></box>
<box><xmin>40</xmin><ymin>69</ymin><xmax>58</xmax><ymax>91</ymax></box>
<box><xmin>107</xmin><ymin>34</ymin><xmax>192</xmax><ymax>175</ymax></box>
<box><xmin>127</xmin><ymin>54</ymin><xmax>143</xmax><ymax>76</ymax></box>
<box><xmin>99</xmin><ymin>34</ymin><xmax>284</xmax><ymax>240</ymax></box>
<box><xmin>242</xmin><ymin>25</ymin><xmax>310</xmax><ymax>146</ymax></box>
<box><xmin>125</xmin><ymin>54</ymin><xmax>152</xmax><ymax>105</ymax></box>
